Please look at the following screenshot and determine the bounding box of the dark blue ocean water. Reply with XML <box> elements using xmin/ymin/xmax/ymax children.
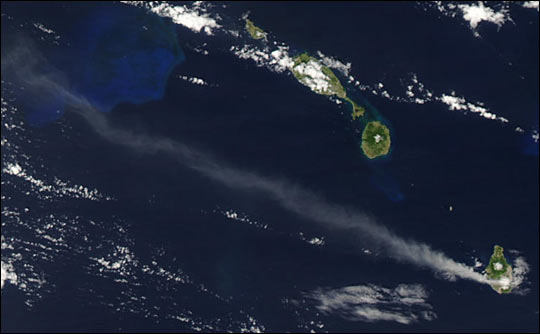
<box><xmin>1</xmin><ymin>2</ymin><xmax>538</xmax><ymax>332</ymax></box>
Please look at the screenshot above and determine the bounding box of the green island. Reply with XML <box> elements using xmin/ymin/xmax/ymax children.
<box><xmin>244</xmin><ymin>18</ymin><xmax>391</xmax><ymax>159</ymax></box>
<box><xmin>291</xmin><ymin>53</ymin><xmax>365</xmax><ymax>118</ymax></box>
<box><xmin>485</xmin><ymin>245</ymin><xmax>513</xmax><ymax>294</ymax></box>
<box><xmin>245</xmin><ymin>19</ymin><xmax>267</xmax><ymax>40</ymax></box>
<box><xmin>347</xmin><ymin>98</ymin><xmax>366</xmax><ymax>120</ymax></box>
<box><xmin>291</xmin><ymin>53</ymin><xmax>392</xmax><ymax>159</ymax></box>
<box><xmin>361</xmin><ymin>121</ymin><xmax>391</xmax><ymax>159</ymax></box>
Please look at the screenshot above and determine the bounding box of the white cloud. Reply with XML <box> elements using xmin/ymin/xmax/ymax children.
<box><xmin>293</xmin><ymin>59</ymin><xmax>331</xmax><ymax>94</ymax></box>
<box><xmin>439</xmin><ymin>92</ymin><xmax>509</xmax><ymax>123</ymax></box>
<box><xmin>458</xmin><ymin>2</ymin><xmax>511</xmax><ymax>30</ymax></box>
<box><xmin>269</xmin><ymin>46</ymin><xmax>295</xmax><ymax>72</ymax></box>
<box><xmin>2</xmin><ymin>162</ymin><xmax>113</xmax><ymax>201</ymax></box>
<box><xmin>307</xmin><ymin>237</ymin><xmax>325</xmax><ymax>246</ymax></box>
<box><xmin>33</xmin><ymin>23</ymin><xmax>55</xmax><ymax>35</ymax></box>
<box><xmin>509</xmin><ymin>256</ymin><xmax>531</xmax><ymax>294</ymax></box>
<box><xmin>216</xmin><ymin>208</ymin><xmax>328</xmax><ymax>247</ymax></box>
<box><xmin>177</xmin><ymin>75</ymin><xmax>209</xmax><ymax>86</ymax></box>
<box><xmin>297</xmin><ymin>232</ymin><xmax>326</xmax><ymax>246</ymax></box>
<box><xmin>90</xmin><ymin>245</ymin><xmax>138</xmax><ymax>277</ymax></box>
<box><xmin>424</xmin><ymin>1</ymin><xmax>513</xmax><ymax>38</ymax></box>
<box><xmin>316</xmin><ymin>51</ymin><xmax>352</xmax><ymax>76</ymax></box>
<box><xmin>349</xmin><ymin>72</ymin><xmax>520</xmax><ymax>128</ymax></box>
<box><xmin>474</xmin><ymin>259</ymin><xmax>483</xmax><ymax>268</ymax></box>
<box><xmin>32</xmin><ymin>22</ymin><xmax>61</xmax><ymax>45</ymax></box>
<box><xmin>353</xmin><ymin>73</ymin><xmax>511</xmax><ymax>123</ymax></box>
<box><xmin>217</xmin><ymin>208</ymin><xmax>269</xmax><ymax>230</ymax></box>
<box><xmin>230</xmin><ymin>44</ymin><xmax>293</xmax><ymax>74</ymax></box>
<box><xmin>439</xmin><ymin>94</ymin><xmax>469</xmax><ymax>110</ymax></box>
<box><xmin>1</xmin><ymin>261</ymin><xmax>18</xmax><ymax>289</ymax></box>
<box><xmin>122</xmin><ymin>1</ymin><xmax>221</xmax><ymax>35</ymax></box>
<box><xmin>308</xmin><ymin>283</ymin><xmax>436</xmax><ymax>324</ymax></box>
<box><xmin>231</xmin><ymin>45</ymin><xmax>268</xmax><ymax>64</ymax></box>
<box><xmin>352</xmin><ymin>73</ymin><xmax>435</xmax><ymax>106</ymax></box>
<box><xmin>5</xmin><ymin>162</ymin><xmax>22</xmax><ymax>175</ymax></box>
<box><xmin>532</xmin><ymin>129</ymin><xmax>539</xmax><ymax>143</ymax></box>
<box><xmin>522</xmin><ymin>1</ymin><xmax>539</xmax><ymax>11</ymax></box>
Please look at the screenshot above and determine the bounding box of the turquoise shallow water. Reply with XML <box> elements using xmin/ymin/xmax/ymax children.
<box><xmin>9</xmin><ymin>3</ymin><xmax>184</xmax><ymax>125</ymax></box>
<box><xmin>1</xmin><ymin>1</ymin><xmax>538</xmax><ymax>332</ymax></box>
<box><xmin>73</xmin><ymin>4</ymin><xmax>184</xmax><ymax>113</ymax></box>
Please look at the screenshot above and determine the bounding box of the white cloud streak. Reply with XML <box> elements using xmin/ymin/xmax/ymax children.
<box><xmin>308</xmin><ymin>283</ymin><xmax>436</xmax><ymax>324</ymax></box>
<box><xmin>425</xmin><ymin>1</ymin><xmax>513</xmax><ymax>38</ymax></box>
<box><xmin>439</xmin><ymin>92</ymin><xmax>509</xmax><ymax>123</ymax></box>
<box><xmin>122</xmin><ymin>1</ymin><xmax>221</xmax><ymax>35</ymax></box>
<box><xmin>1</xmin><ymin>261</ymin><xmax>18</xmax><ymax>289</ymax></box>
<box><xmin>317</xmin><ymin>51</ymin><xmax>351</xmax><ymax>76</ymax></box>
<box><xmin>3</xmin><ymin>35</ymin><xmax>524</xmax><ymax>293</ymax></box>
<box><xmin>522</xmin><ymin>1</ymin><xmax>539</xmax><ymax>11</ymax></box>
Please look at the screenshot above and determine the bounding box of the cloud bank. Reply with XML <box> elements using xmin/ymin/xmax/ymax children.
<box><xmin>307</xmin><ymin>283</ymin><xmax>436</xmax><ymax>324</ymax></box>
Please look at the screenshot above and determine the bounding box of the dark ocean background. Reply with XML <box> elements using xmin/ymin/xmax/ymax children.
<box><xmin>1</xmin><ymin>2</ymin><xmax>538</xmax><ymax>332</ymax></box>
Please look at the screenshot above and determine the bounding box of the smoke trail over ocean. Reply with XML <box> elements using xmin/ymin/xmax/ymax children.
<box><xmin>2</xmin><ymin>36</ymin><xmax>523</xmax><ymax>289</ymax></box>
<box><xmin>67</xmin><ymin>105</ymin><xmax>496</xmax><ymax>285</ymax></box>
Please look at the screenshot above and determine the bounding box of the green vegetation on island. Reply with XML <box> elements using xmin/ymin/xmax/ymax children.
<box><xmin>361</xmin><ymin>121</ymin><xmax>391</xmax><ymax>159</ymax></box>
<box><xmin>245</xmin><ymin>19</ymin><xmax>267</xmax><ymax>40</ymax></box>
<box><xmin>345</xmin><ymin>97</ymin><xmax>366</xmax><ymax>119</ymax></box>
<box><xmin>291</xmin><ymin>52</ymin><xmax>390</xmax><ymax>159</ymax></box>
<box><xmin>485</xmin><ymin>245</ymin><xmax>513</xmax><ymax>294</ymax></box>
<box><xmin>291</xmin><ymin>53</ymin><xmax>365</xmax><ymax>118</ymax></box>
<box><xmin>292</xmin><ymin>53</ymin><xmax>346</xmax><ymax>98</ymax></box>
<box><xmin>242</xmin><ymin>19</ymin><xmax>390</xmax><ymax>159</ymax></box>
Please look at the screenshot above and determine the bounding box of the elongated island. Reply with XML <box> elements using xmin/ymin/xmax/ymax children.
<box><xmin>244</xmin><ymin>21</ymin><xmax>392</xmax><ymax>159</ymax></box>
<box><xmin>245</xmin><ymin>19</ymin><xmax>267</xmax><ymax>40</ymax></box>
<box><xmin>485</xmin><ymin>245</ymin><xmax>513</xmax><ymax>294</ymax></box>
<box><xmin>290</xmin><ymin>53</ymin><xmax>391</xmax><ymax>159</ymax></box>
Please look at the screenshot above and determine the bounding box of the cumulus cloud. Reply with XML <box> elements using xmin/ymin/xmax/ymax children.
<box><xmin>532</xmin><ymin>129</ymin><xmax>539</xmax><ymax>143</ymax></box>
<box><xmin>292</xmin><ymin>59</ymin><xmax>332</xmax><ymax>94</ymax></box>
<box><xmin>425</xmin><ymin>1</ymin><xmax>513</xmax><ymax>38</ymax></box>
<box><xmin>230</xmin><ymin>44</ymin><xmax>294</xmax><ymax>74</ymax></box>
<box><xmin>2</xmin><ymin>162</ymin><xmax>112</xmax><ymax>201</ymax></box>
<box><xmin>458</xmin><ymin>2</ymin><xmax>511</xmax><ymax>31</ymax></box>
<box><xmin>522</xmin><ymin>1</ymin><xmax>539</xmax><ymax>11</ymax></box>
<box><xmin>439</xmin><ymin>92</ymin><xmax>509</xmax><ymax>123</ymax></box>
<box><xmin>122</xmin><ymin>1</ymin><xmax>221</xmax><ymax>35</ymax></box>
<box><xmin>307</xmin><ymin>284</ymin><xmax>436</xmax><ymax>324</ymax></box>
<box><xmin>177</xmin><ymin>75</ymin><xmax>210</xmax><ymax>86</ymax></box>
<box><xmin>33</xmin><ymin>22</ymin><xmax>56</xmax><ymax>36</ymax></box>
<box><xmin>4</xmin><ymin>33</ymin><xmax>529</xmax><ymax>294</ymax></box>
<box><xmin>1</xmin><ymin>261</ymin><xmax>18</xmax><ymax>289</ymax></box>
<box><xmin>316</xmin><ymin>51</ymin><xmax>351</xmax><ymax>76</ymax></box>
<box><xmin>508</xmin><ymin>256</ymin><xmax>531</xmax><ymax>295</ymax></box>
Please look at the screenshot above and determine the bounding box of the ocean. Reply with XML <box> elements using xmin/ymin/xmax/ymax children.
<box><xmin>1</xmin><ymin>1</ymin><xmax>538</xmax><ymax>332</ymax></box>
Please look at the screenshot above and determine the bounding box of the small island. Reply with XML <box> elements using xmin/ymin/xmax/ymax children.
<box><xmin>361</xmin><ymin>121</ymin><xmax>391</xmax><ymax>159</ymax></box>
<box><xmin>245</xmin><ymin>19</ymin><xmax>267</xmax><ymax>40</ymax></box>
<box><xmin>347</xmin><ymin>98</ymin><xmax>366</xmax><ymax>120</ymax></box>
<box><xmin>485</xmin><ymin>245</ymin><xmax>513</xmax><ymax>294</ymax></box>
<box><xmin>291</xmin><ymin>53</ymin><xmax>365</xmax><ymax>118</ymax></box>
<box><xmin>290</xmin><ymin>52</ymin><xmax>391</xmax><ymax>159</ymax></box>
<box><xmin>242</xmin><ymin>20</ymin><xmax>392</xmax><ymax>160</ymax></box>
